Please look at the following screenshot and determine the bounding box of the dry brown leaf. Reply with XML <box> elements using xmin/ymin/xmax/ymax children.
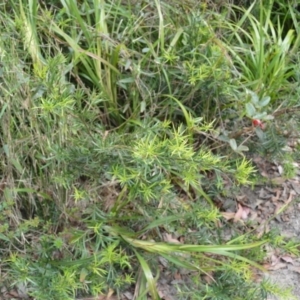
<box><xmin>256</xmin><ymin>223</ymin><xmax>269</xmax><ymax>239</ymax></box>
<box><xmin>268</xmin><ymin>262</ymin><xmax>287</xmax><ymax>271</ymax></box>
<box><xmin>236</xmin><ymin>194</ymin><xmax>246</xmax><ymax>202</ymax></box>
<box><xmin>253</xmin><ymin>199</ymin><xmax>265</xmax><ymax>209</ymax></box>
<box><xmin>234</xmin><ymin>203</ymin><xmax>244</xmax><ymax>223</ymax></box>
<box><xmin>158</xmin><ymin>289</ymin><xmax>165</xmax><ymax>298</ymax></box>
<box><xmin>174</xmin><ymin>271</ymin><xmax>181</xmax><ymax>280</ymax></box>
<box><xmin>216</xmin><ymin>219</ymin><xmax>223</xmax><ymax>228</ymax></box>
<box><xmin>280</xmin><ymin>255</ymin><xmax>294</xmax><ymax>264</ymax></box>
<box><xmin>163</xmin><ymin>233</ymin><xmax>181</xmax><ymax>244</ymax></box>
<box><xmin>221</xmin><ymin>212</ymin><xmax>235</xmax><ymax>220</ymax></box>
<box><xmin>281</xmin><ymin>214</ymin><xmax>290</xmax><ymax>222</ymax></box>
<box><xmin>203</xmin><ymin>273</ymin><xmax>214</xmax><ymax>284</ymax></box>
<box><xmin>271</xmin><ymin>254</ymin><xmax>280</xmax><ymax>265</ymax></box>
<box><xmin>241</xmin><ymin>206</ymin><xmax>251</xmax><ymax>219</ymax></box>
<box><xmin>5</xmin><ymin>290</ymin><xmax>20</xmax><ymax>299</ymax></box>
<box><xmin>290</xmin><ymin>181</ymin><xmax>300</xmax><ymax>194</ymax></box>
<box><xmin>271</xmin><ymin>189</ymin><xmax>281</xmax><ymax>202</ymax></box>
<box><xmin>249</xmin><ymin>210</ymin><xmax>258</xmax><ymax>221</ymax></box>
<box><xmin>262</xmin><ymin>263</ymin><xmax>272</xmax><ymax>269</ymax></box>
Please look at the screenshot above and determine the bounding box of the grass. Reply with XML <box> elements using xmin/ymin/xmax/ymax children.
<box><xmin>1</xmin><ymin>0</ymin><xmax>300</xmax><ymax>299</ymax></box>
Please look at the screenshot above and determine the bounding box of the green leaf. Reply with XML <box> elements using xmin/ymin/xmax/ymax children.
<box><xmin>139</xmin><ymin>215</ymin><xmax>181</xmax><ymax>234</ymax></box>
<box><xmin>229</xmin><ymin>139</ymin><xmax>237</xmax><ymax>151</ymax></box>
<box><xmin>217</xmin><ymin>134</ymin><xmax>230</xmax><ymax>142</ymax></box>
<box><xmin>245</xmin><ymin>102</ymin><xmax>256</xmax><ymax>117</ymax></box>
<box><xmin>237</xmin><ymin>145</ymin><xmax>249</xmax><ymax>152</ymax></box>
<box><xmin>118</xmin><ymin>77</ymin><xmax>135</xmax><ymax>84</ymax></box>
<box><xmin>0</xmin><ymin>103</ymin><xmax>8</xmax><ymax>119</ymax></box>
<box><xmin>140</xmin><ymin>101</ymin><xmax>146</xmax><ymax>113</ymax></box>
<box><xmin>258</xmin><ymin>96</ymin><xmax>271</xmax><ymax>107</ymax></box>
<box><xmin>0</xmin><ymin>233</ymin><xmax>10</xmax><ymax>242</ymax></box>
<box><xmin>255</xmin><ymin>127</ymin><xmax>265</xmax><ymax>140</ymax></box>
<box><xmin>263</xmin><ymin>114</ymin><xmax>274</xmax><ymax>120</ymax></box>
<box><xmin>250</xmin><ymin>91</ymin><xmax>259</xmax><ymax>104</ymax></box>
<box><xmin>10</xmin><ymin>158</ymin><xmax>23</xmax><ymax>174</ymax></box>
<box><xmin>160</xmin><ymin>253</ymin><xmax>199</xmax><ymax>271</ymax></box>
<box><xmin>253</xmin><ymin>112</ymin><xmax>267</xmax><ymax>119</ymax></box>
<box><xmin>134</xmin><ymin>251</ymin><xmax>160</xmax><ymax>300</ymax></box>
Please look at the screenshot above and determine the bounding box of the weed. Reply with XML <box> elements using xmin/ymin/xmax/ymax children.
<box><xmin>1</xmin><ymin>0</ymin><xmax>300</xmax><ymax>299</ymax></box>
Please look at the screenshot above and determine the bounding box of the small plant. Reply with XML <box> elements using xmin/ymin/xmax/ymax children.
<box><xmin>281</xmin><ymin>157</ymin><xmax>297</xmax><ymax>179</ymax></box>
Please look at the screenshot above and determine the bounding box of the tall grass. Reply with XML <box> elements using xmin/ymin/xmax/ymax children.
<box><xmin>1</xmin><ymin>0</ymin><xmax>300</xmax><ymax>299</ymax></box>
<box><xmin>221</xmin><ymin>0</ymin><xmax>299</xmax><ymax>101</ymax></box>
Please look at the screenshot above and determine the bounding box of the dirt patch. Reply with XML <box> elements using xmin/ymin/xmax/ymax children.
<box><xmin>237</xmin><ymin>155</ymin><xmax>300</xmax><ymax>300</ymax></box>
<box><xmin>266</xmin><ymin>201</ymin><xmax>300</xmax><ymax>300</ymax></box>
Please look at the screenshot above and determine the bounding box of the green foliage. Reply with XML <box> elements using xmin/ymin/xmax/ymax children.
<box><xmin>12</xmin><ymin>0</ymin><xmax>238</xmax><ymax>125</ymax></box>
<box><xmin>222</xmin><ymin>0</ymin><xmax>298</xmax><ymax>101</ymax></box>
<box><xmin>1</xmin><ymin>0</ymin><xmax>300</xmax><ymax>299</ymax></box>
<box><xmin>255</xmin><ymin>124</ymin><xmax>287</xmax><ymax>156</ymax></box>
<box><xmin>177</xmin><ymin>268</ymin><xmax>264</xmax><ymax>300</ymax></box>
<box><xmin>5</xmin><ymin>237</ymin><xmax>133</xmax><ymax>299</ymax></box>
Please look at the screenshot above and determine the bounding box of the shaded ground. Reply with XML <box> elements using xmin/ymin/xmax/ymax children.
<box><xmin>267</xmin><ymin>202</ymin><xmax>300</xmax><ymax>300</ymax></box>
<box><xmin>251</xmin><ymin>155</ymin><xmax>300</xmax><ymax>300</ymax></box>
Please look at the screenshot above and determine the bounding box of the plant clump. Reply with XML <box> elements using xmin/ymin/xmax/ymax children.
<box><xmin>1</xmin><ymin>0</ymin><xmax>300</xmax><ymax>299</ymax></box>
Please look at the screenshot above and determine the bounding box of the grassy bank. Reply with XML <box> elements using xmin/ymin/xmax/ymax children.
<box><xmin>1</xmin><ymin>0</ymin><xmax>300</xmax><ymax>299</ymax></box>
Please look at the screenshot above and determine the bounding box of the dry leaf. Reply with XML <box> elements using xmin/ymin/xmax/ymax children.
<box><xmin>262</xmin><ymin>263</ymin><xmax>272</xmax><ymax>269</ymax></box>
<box><xmin>234</xmin><ymin>204</ymin><xmax>244</xmax><ymax>222</ymax></box>
<box><xmin>163</xmin><ymin>233</ymin><xmax>181</xmax><ymax>244</ymax></box>
<box><xmin>173</xmin><ymin>271</ymin><xmax>181</xmax><ymax>280</ymax></box>
<box><xmin>271</xmin><ymin>189</ymin><xmax>281</xmax><ymax>202</ymax></box>
<box><xmin>249</xmin><ymin>210</ymin><xmax>258</xmax><ymax>221</ymax></box>
<box><xmin>271</xmin><ymin>254</ymin><xmax>280</xmax><ymax>265</ymax></box>
<box><xmin>103</xmin><ymin>130</ymin><xmax>109</xmax><ymax>140</ymax></box>
<box><xmin>291</xmin><ymin>181</ymin><xmax>300</xmax><ymax>194</ymax></box>
<box><xmin>241</xmin><ymin>206</ymin><xmax>251</xmax><ymax>219</ymax></box>
<box><xmin>268</xmin><ymin>262</ymin><xmax>287</xmax><ymax>271</ymax></box>
<box><xmin>256</xmin><ymin>223</ymin><xmax>269</xmax><ymax>239</ymax></box>
<box><xmin>221</xmin><ymin>212</ymin><xmax>235</xmax><ymax>220</ymax></box>
<box><xmin>277</xmin><ymin>165</ymin><xmax>284</xmax><ymax>175</ymax></box>
<box><xmin>203</xmin><ymin>273</ymin><xmax>214</xmax><ymax>284</ymax></box>
<box><xmin>280</xmin><ymin>256</ymin><xmax>294</xmax><ymax>264</ymax></box>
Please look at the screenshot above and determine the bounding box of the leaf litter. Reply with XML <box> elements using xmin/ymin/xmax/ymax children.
<box><xmin>108</xmin><ymin>151</ymin><xmax>300</xmax><ymax>300</ymax></box>
<box><xmin>98</xmin><ymin>156</ymin><xmax>298</xmax><ymax>300</ymax></box>
<box><xmin>228</xmin><ymin>154</ymin><xmax>300</xmax><ymax>300</ymax></box>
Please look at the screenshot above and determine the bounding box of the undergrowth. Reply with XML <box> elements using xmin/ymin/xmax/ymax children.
<box><xmin>1</xmin><ymin>0</ymin><xmax>300</xmax><ymax>299</ymax></box>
